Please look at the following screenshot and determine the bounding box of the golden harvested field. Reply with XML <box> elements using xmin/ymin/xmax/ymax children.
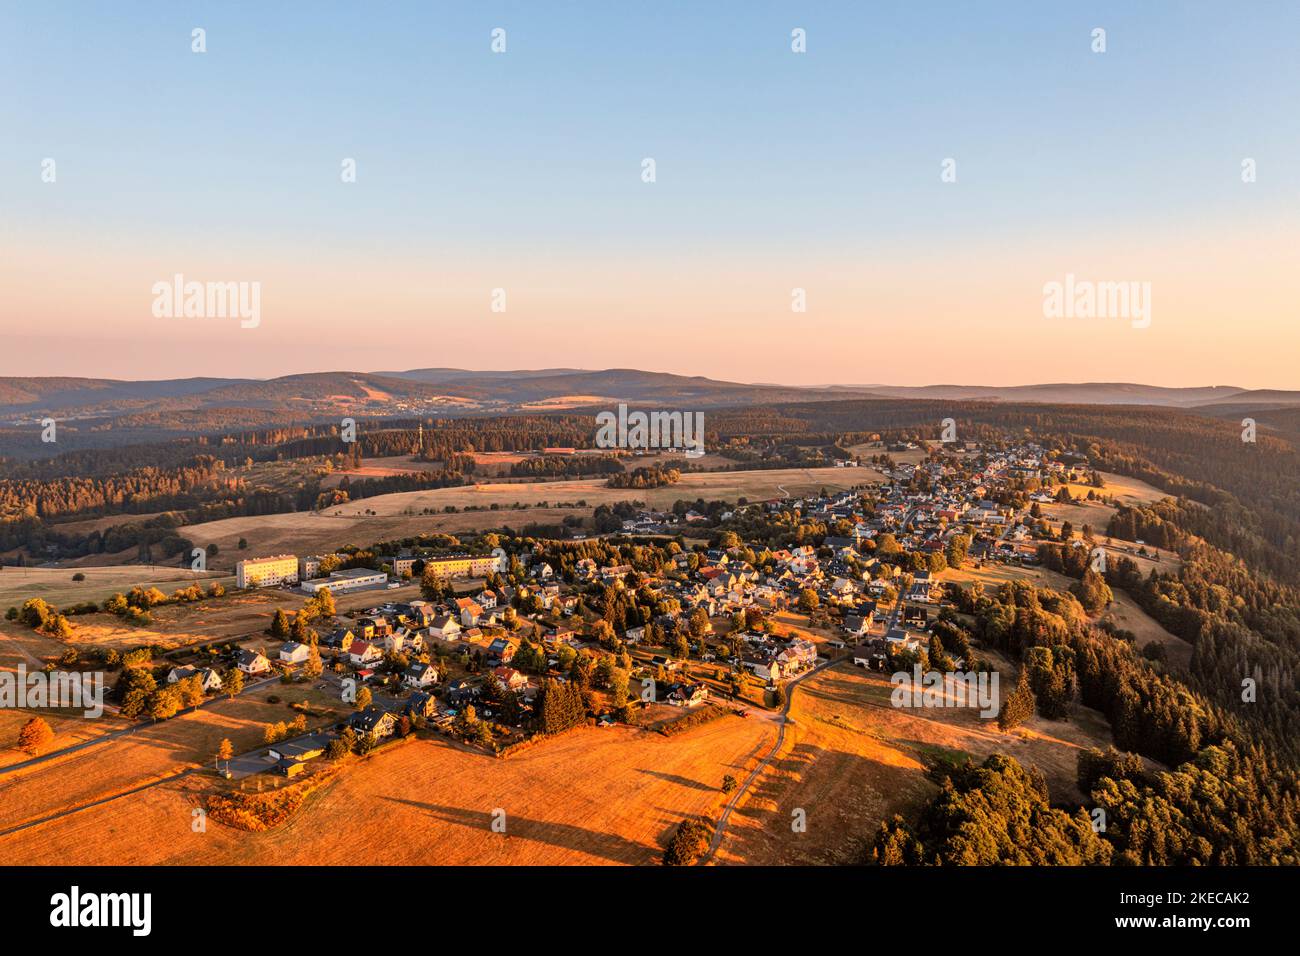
<box><xmin>715</xmin><ymin>661</ymin><xmax>1118</xmax><ymax>866</ymax></box>
<box><xmin>0</xmin><ymin>623</ymin><xmax>60</xmax><ymax>669</ymax></box>
<box><xmin>0</xmin><ymin>711</ymin><xmax>774</xmax><ymax>865</ymax></box>
<box><xmin>941</xmin><ymin>561</ymin><xmax>1077</xmax><ymax>593</ymax></box>
<box><xmin>0</xmin><ymin>566</ymin><xmax>231</xmax><ymax>609</ymax></box>
<box><xmin>11</xmin><ymin>588</ymin><xmax>301</xmax><ymax>654</ymax></box>
<box><xmin>846</xmin><ymin>442</ymin><xmax>932</xmax><ymax>465</ymax></box>
<box><xmin>0</xmin><ymin>679</ymin><xmax>341</xmax><ymax>844</ymax></box>
<box><xmin>1071</xmin><ymin>471</ymin><xmax>1170</xmax><ymax>507</ymax></box>
<box><xmin>171</xmin><ymin>465</ymin><xmax>883</xmax><ymax>561</ymax></box>
<box><xmin>0</xmin><ymin>706</ymin><xmax>118</xmax><ymax>770</ymax></box>
<box><xmin>321</xmin><ymin>465</ymin><xmax>884</xmax><ymax>515</ymax></box>
<box><xmin>321</xmin><ymin>454</ymin><xmax>451</xmax><ymax>488</ymax></box>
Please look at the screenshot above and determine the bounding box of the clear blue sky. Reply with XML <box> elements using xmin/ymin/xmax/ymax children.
<box><xmin>2</xmin><ymin>2</ymin><xmax>1297</xmax><ymax>386</ymax></box>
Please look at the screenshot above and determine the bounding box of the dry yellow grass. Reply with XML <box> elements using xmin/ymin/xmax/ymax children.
<box><xmin>0</xmin><ymin>680</ymin><xmax>341</xmax><ymax>839</ymax></box>
<box><xmin>0</xmin><ymin>712</ymin><xmax>773</xmax><ymax>865</ymax></box>
<box><xmin>1100</xmin><ymin>588</ymin><xmax>1191</xmax><ymax>670</ymax></box>
<box><xmin>715</xmin><ymin>661</ymin><xmax>1118</xmax><ymax>866</ymax></box>
<box><xmin>0</xmin><ymin>566</ymin><xmax>231</xmax><ymax>609</ymax></box>
<box><xmin>0</xmin><ymin>707</ymin><xmax>118</xmax><ymax>770</ymax></box>
<box><xmin>1071</xmin><ymin>471</ymin><xmax>1169</xmax><ymax>507</ymax></box>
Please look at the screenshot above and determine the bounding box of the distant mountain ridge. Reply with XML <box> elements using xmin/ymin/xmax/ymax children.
<box><xmin>830</xmin><ymin>382</ymin><xmax>1257</xmax><ymax>407</ymax></box>
<box><xmin>0</xmin><ymin>369</ymin><xmax>1296</xmax><ymax>423</ymax></box>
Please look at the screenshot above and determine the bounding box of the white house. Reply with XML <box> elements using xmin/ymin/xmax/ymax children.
<box><xmin>348</xmin><ymin>640</ymin><xmax>383</xmax><ymax>666</ymax></box>
<box><xmin>403</xmin><ymin>661</ymin><xmax>440</xmax><ymax>688</ymax></box>
<box><xmin>167</xmin><ymin>666</ymin><xmax>223</xmax><ymax>692</ymax></box>
<box><xmin>428</xmin><ymin>614</ymin><xmax>462</xmax><ymax>641</ymax></box>
<box><xmin>278</xmin><ymin>641</ymin><xmax>310</xmax><ymax>664</ymax></box>
<box><xmin>237</xmin><ymin>650</ymin><xmax>272</xmax><ymax>675</ymax></box>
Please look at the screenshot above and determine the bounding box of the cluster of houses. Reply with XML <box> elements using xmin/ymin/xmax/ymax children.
<box><xmin>200</xmin><ymin>438</ymin><xmax>1103</xmax><ymax>780</ymax></box>
<box><xmin>605</xmin><ymin>440</ymin><xmax>1092</xmax><ymax>672</ymax></box>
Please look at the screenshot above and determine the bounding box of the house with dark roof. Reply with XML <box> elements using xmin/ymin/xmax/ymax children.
<box><xmin>403</xmin><ymin>661</ymin><xmax>440</xmax><ymax>688</ymax></box>
<box><xmin>237</xmin><ymin>649</ymin><xmax>272</xmax><ymax>675</ymax></box>
<box><xmin>404</xmin><ymin>690</ymin><xmax>438</xmax><ymax>719</ymax></box>
<box><xmin>348</xmin><ymin>706</ymin><xmax>397</xmax><ymax>740</ymax></box>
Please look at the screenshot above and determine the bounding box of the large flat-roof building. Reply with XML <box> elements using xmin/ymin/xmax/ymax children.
<box><xmin>236</xmin><ymin>555</ymin><xmax>299</xmax><ymax>589</ymax></box>
<box><xmin>300</xmin><ymin>567</ymin><xmax>388</xmax><ymax>595</ymax></box>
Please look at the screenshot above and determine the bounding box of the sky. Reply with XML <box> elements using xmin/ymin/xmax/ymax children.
<box><xmin>2</xmin><ymin>1</ymin><xmax>1298</xmax><ymax>388</ymax></box>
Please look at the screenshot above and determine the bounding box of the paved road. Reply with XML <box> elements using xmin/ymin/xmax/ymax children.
<box><xmin>700</xmin><ymin>655</ymin><xmax>839</xmax><ymax>865</ymax></box>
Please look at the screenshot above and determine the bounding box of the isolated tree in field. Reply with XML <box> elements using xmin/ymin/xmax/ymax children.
<box><xmin>354</xmin><ymin>686</ymin><xmax>373</xmax><ymax>712</ymax></box>
<box><xmin>42</xmin><ymin>613</ymin><xmax>74</xmax><ymax>640</ymax></box>
<box><xmin>216</xmin><ymin>738</ymin><xmax>233</xmax><ymax>771</ymax></box>
<box><xmin>798</xmin><ymin>588</ymin><xmax>819</xmax><ymax>613</ymax></box>
<box><xmin>223</xmin><ymin>667</ymin><xmax>244</xmax><ymax>699</ymax></box>
<box><xmin>997</xmin><ymin>669</ymin><xmax>1036</xmax><ymax>732</ymax></box>
<box><xmin>19</xmin><ymin>597</ymin><xmax>54</xmax><ymax>630</ymax></box>
<box><xmin>721</xmin><ymin>774</ymin><xmax>738</xmax><ymax>794</ymax></box>
<box><xmin>237</xmin><ymin>537</ymin><xmax>248</xmax><ymax>550</ymax></box>
<box><xmin>945</xmin><ymin>534</ymin><xmax>970</xmax><ymax>570</ymax></box>
<box><xmin>663</xmin><ymin>819</ymin><xmax>713</xmax><ymax>866</ymax></box>
<box><xmin>17</xmin><ymin>716</ymin><xmax>54</xmax><ymax>755</ymax></box>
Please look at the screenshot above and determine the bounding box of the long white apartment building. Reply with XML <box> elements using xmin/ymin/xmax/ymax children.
<box><xmin>236</xmin><ymin>554</ymin><xmax>300</xmax><ymax>589</ymax></box>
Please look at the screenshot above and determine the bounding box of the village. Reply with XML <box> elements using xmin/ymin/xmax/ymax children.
<box><xmin>93</xmin><ymin>435</ymin><xmax>1155</xmax><ymax>794</ymax></box>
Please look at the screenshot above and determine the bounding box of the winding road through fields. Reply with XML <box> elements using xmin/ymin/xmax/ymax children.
<box><xmin>701</xmin><ymin>655</ymin><xmax>839</xmax><ymax>864</ymax></box>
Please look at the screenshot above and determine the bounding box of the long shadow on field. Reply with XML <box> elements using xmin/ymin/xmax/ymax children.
<box><xmin>380</xmin><ymin>797</ymin><xmax>653</xmax><ymax>865</ymax></box>
<box><xmin>719</xmin><ymin>742</ymin><xmax>932</xmax><ymax>866</ymax></box>
<box><xmin>636</xmin><ymin>768</ymin><xmax>713</xmax><ymax>791</ymax></box>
